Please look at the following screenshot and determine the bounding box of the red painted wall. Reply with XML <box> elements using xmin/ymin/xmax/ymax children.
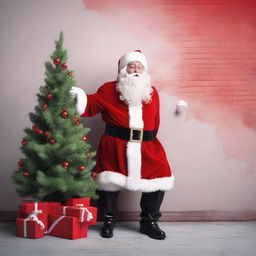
<box><xmin>84</xmin><ymin>0</ymin><xmax>256</xmax><ymax>129</ymax></box>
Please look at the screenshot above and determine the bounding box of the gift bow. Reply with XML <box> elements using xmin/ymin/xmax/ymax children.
<box><xmin>23</xmin><ymin>201</ymin><xmax>45</xmax><ymax>237</ymax></box>
<box><xmin>63</xmin><ymin>204</ymin><xmax>93</xmax><ymax>222</ymax></box>
<box><xmin>62</xmin><ymin>204</ymin><xmax>93</xmax><ymax>222</ymax></box>
<box><xmin>75</xmin><ymin>204</ymin><xmax>93</xmax><ymax>222</ymax></box>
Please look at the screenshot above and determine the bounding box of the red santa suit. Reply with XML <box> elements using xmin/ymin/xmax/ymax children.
<box><xmin>81</xmin><ymin>81</ymin><xmax>175</xmax><ymax>192</ymax></box>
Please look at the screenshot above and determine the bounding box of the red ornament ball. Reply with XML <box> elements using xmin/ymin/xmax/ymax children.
<box><xmin>37</xmin><ymin>129</ymin><xmax>44</xmax><ymax>135</ymax></box>
<box><xmin>91</xmin><ymin>172</ymin><xmax>97</xmax><ymax>178</ymax></box>
<box><xmin>18</xmin><ymin>160</ymin><xmax>24</xmax><ymax>167</ymax></box>
<box><xmin>67</xmin><ymin>72</ymin><xmax>73</xmax><ymax>77</ymax></box>
<box><xmin>73</xmin><ymin>117</ymin><xmax>80</xmax><ymax>122</ymax></box>
<box><xmin>32</xmin><ymin>125</ymin><xmax>39</xmax><ymax>131</ymax></box>
<box><xmin>42</xmin><ymin>104</ymin><xmax>48</xmax><ymax>111</ymax></box>
<box><xmin>45</xmin><ymin>131</ymin><xmax>52</xmax><ymax>136</ymax></box>
<box><xmin>61</xmin><ymin>63</ymin><xmax>68</xmax><ymax>70</ymax></box>
<box><xmin>62</xmin><ymin>161</ymin><xmax>69</xmax><ymax>168</ymax></box>
<box><xmin>22</xmin><ymin>171</ymin><xmax>30</xmax><ymax>177</ymax></box>
<box><xmin>53</xmin><ymin>58</ymin><xmax>61</xmax><ymax>65</ymax></box>
<box><xmin>21</xmin><ymin>140</ymin><xmax>27</xmax><ymax>146</ymax></box>
<box><xmin>78</xmin><ymin>165</ymin><xmax>85</xmax><ymax>171</ymax></box>
<box><xmin>61</xmin><ymin>111</ymin><xmax>69</xmax><ymax>118</ymax></box>
<box><xmin>81</xmin><ymin>136</ymin><xmax>87</xmax><ymax>141</ymax></box>
<box><xmin>49</xmin><ymin>139</ymin><xmax>56</xmax><ymax>144</ymax></box>
<box><xmin>74</xmin><ymin>122</ymin><xmax>80</xmax><ymax>127</ymax></box>
<box><xmin>47</xmin><ymin>93</ymin><xmax>54</xmax><ymax>100</ymax></box>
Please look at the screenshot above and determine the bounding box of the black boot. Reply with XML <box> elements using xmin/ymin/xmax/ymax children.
<box><xmin>98</xmin><ymin>190</ymin><xmax>120</xmax><ymax>238</ymax></box>
<box><xmin>139</xmin><ymin>220</ymin><xmax>166</xmax><ymax>240</ymax></box>
<box><xmin>139</xmin><ymin>191</ymin><xmax>166</xmax><ymax>239</ymax></box>
<box><xmin>101</xmin><ymin>217</ymin><xmax>115</xmax><ymax>238</ymax></box>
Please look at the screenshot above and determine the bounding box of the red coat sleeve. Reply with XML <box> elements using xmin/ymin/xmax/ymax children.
<box><xmin>153</xmin><ymin>87</ymin><xmax>160</xmax><ymax>136</ymax></box>
<box><xmin>81</xmin><ymin>85</ymin><xmax>106</xmax><ymax>117</ymax></box>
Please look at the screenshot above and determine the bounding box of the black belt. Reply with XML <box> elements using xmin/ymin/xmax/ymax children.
<box><xmin>105</xmin><ymin>124</ymin><xmax>155</xmax><ymax>142</ymax></box>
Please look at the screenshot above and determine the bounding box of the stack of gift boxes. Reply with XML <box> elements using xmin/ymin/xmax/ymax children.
<box><xmin>16</xmin><ymin>198</ymin><xmax>97</xmax><ymax>239</ymax></box>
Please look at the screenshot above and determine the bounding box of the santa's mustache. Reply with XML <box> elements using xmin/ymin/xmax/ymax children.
<box><xmin>128</xmin><ymin>72</ymin><xmax>141</xmax><ymax>78</ymax></box>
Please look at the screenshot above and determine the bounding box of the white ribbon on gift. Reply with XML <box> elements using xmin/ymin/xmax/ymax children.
<box><xmin>23</xmin><ymin>201</ymin><xmax>44</xmax><ymax>237</ymax></box>
<box><xmin>46</xmin><ymin>215</ymin><xmax>65</xmax><ymax>235</ymax></box>
<box><xmin>45</xmin><ymin>205</ymin><xmax>67</xmax><ymax>235</ymax></box>
<box><xmin>75</xmin><ymin>204</ymin><xmax>93</xmax><ymax>222</ymax></box>
<box><xmin>76</xmin><ymin>204</ymin><xmax>84</xmax><ymax>207</ymax></box>
<box><xmin>62</xmin><ymin>206</ymin><xmax>68</xmax><ymax>216</ymax></box>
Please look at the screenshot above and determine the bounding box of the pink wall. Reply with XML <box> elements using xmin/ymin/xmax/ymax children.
<box><xmin>0</xmin><ymin>0</ymin><xmax>255</xmax><ymax>212</ymax></box>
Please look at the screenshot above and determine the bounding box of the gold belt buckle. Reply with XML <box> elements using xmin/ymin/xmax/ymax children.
<box><xmin>130</xmin><ymin>128</ymin><xmax>143</xmax><ymax>142</ymax></box>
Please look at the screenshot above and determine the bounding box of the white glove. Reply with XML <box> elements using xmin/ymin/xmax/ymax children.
<box><xmin>69</xmin><ymin>87</ymin><xmax>87</xmax><ymax>116</ymax></box>
<box><xmin>175</xmin><ymin>100</ymin><xmax>188</xmax><ymax>115</ymax></box>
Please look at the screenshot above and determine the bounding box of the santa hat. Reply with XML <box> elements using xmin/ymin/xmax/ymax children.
<box><xmin>118</xmin><ymin>50</ymin><xmax>148</xmax><ymax>72</ymax></box>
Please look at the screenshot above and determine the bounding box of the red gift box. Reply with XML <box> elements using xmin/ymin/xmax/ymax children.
<box><xmin>16</xmin><ymin>212</ymin><xmax>48</xmax><ymax>239</ymax></box>
<box><xmin>18</xmin><ymin>201</ymin><xmax>49</xmax><ymax>215</ymax></box>
<box><xmin>66</xmin><ymin>207</ymin><xmax>92</xmax><ymax>222</ymax></box>
<box><xmin>66</xmin><ymin>198</ymin><xmax>90</xmax><ymax>207</ymax></box>
<box><xmin>49</xmin><ymin>205</ymin><xmax>95</xmax><ymax>223</ymax></box>
<box><xmin>47</xmin><ymin>214</ymin><xmax>88</xmax><ymax>240</ymax></box>
<box><xmin>18</xmin><ymin>201</ymin><xmax>62</xmax><ymax>218</ymax></box>
<box><xmin>49</xmin><ymin>205</ymin><xmax>66</xmax><ymax>215</ymax></box>
<box><xmin>87</xmin><ymin>207</ymin><xmax>97</xmax><ymax>225</ymax></box>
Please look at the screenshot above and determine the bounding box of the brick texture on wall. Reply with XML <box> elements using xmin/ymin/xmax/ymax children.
<box><xmin>84</xmin><ymin>0</ymin><xmax>256</xmax><ymax>129</ymax></box>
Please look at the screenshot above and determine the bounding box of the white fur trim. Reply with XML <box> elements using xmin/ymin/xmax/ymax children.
<box><xmin>118</xmin><ymin>51</ymin><xmax>148</xmax><ymax>71</ymax></box>
<box><xmin>97</xmin><ymin>171</ymin><xmax>124</xmax><ymax>191</ymax></box>
<box><xmin>97</xmin><ymin>171</ymin><xmax>175</xmax><ymax>192</ymax></box>
<box><xmin>126</xmin><ymin>142</ymin><xmax>141</xmax><ymax>189</ymax></box>
<box><xmin>128</xmin><ymin>105</ymin><xmax>143</xmax><ymax>128</ymax></box>
<box><xmin>126</xmin><ymin>104</ymin><xmax>143</xmax><ymax>189</ymax></box>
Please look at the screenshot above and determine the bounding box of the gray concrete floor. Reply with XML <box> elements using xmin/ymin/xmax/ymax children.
<box><xmin>0</xmin><ymin>221</ymin><xmax>256</xmax><ymax>256</ymax></box>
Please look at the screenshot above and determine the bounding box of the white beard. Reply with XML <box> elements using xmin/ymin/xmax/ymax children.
<box><xmin>116</xmin><ymin>68</ymin><xmax>153</xmax><ymax>106</ymax></box>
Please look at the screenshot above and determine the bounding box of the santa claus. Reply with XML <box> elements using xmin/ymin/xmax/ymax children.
<box><xmin>70</xmin><ymin>50</ymin><xmax>187</xmax><ymax>240</ymax></box>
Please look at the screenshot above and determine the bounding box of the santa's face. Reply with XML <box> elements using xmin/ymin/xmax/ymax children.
<box><xmin>116</xmin><ymin>61</ymin><xmax>152</xmax><ymax>106</ymax></box>
<box><xmin>126</xmin><ymin>61</ymin><xmax>144</xmax><ymax>74</ymax></box>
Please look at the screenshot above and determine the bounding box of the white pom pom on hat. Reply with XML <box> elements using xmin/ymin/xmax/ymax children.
<box><xmin>118</xmin><ymin>50</ymin><xmax>148</xmax><ymax>72</ymax></box>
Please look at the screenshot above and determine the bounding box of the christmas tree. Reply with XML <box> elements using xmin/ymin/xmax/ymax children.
<box><xmin>12</xmin><ymin>32</ymin><xmax>98</xmax><ymax>202</ymax></box>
